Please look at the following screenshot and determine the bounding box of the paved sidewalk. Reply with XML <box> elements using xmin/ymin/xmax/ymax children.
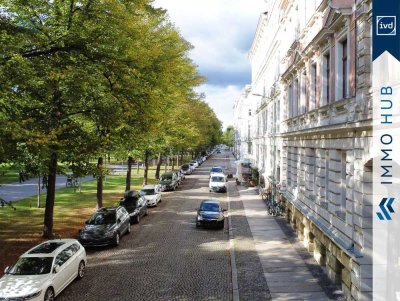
<box><xmin>237</xmin><ymin>187</ymin><xmax>335</xmax><ymax>301</ymax></box>
<box><xmin>0</xmin><ymin>175</ymin><xmax>94</xmax><ymax>202</ymax></box>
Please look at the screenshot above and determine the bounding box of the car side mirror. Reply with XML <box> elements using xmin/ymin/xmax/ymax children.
<box><xmin>117</xmin><ymin>218</ymin><xmax>122</xmax><ymax>224</ymax></box>
<box><xmin>85</xmin><ymin>220</ymin><xmax>89</xmax><ymax>224</ymax></box>
<box><xmin>4</xmin><ymin>266</ymin><xmax>9</xmax><ymax>274</ymax></box>
<box><xmin>53</xmin><ymin>266</ymin><xmax>60</xmax><ymax>274</ymax></box>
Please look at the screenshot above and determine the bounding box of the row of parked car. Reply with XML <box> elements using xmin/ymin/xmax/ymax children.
<box><xmin>0</xmin><ymin>152</ymin><xmax>214</xmax><ymax>301</ymax></box>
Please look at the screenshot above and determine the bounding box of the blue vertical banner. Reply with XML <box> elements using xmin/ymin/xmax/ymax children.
<box><xmin>372</xmin><ymin>1</ymin><xmax>400</xmax><ymax>301</ymax></box>
<box><xmin>372</xmin><ymin>0</ymin><xmax>400</xmax><ymax>61</ymax></box>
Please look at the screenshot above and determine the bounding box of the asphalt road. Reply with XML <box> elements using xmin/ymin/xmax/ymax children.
<box><xmin>57</xmin><ymin>153</ymin><xmax>231</xmax><ymax>301</ymax></box>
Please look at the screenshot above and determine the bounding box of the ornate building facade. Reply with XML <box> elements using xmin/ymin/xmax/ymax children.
<box><xmin>234</xmin><ymin>1</ymin><xmax>372</xmax><ymax>300</ymax></box>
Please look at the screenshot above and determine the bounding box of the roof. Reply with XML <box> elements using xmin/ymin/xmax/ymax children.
<box><xmin>142</xmin><ymin>185</ymin><xmax>155</xmax><ymax>189</ymax></box>
<box><xmin>23</xmin><ymin>239</ymin><xmax>77</xmax><ymax>257</ymax></box>
<box><xmin>201</xmin><ymin>199</ymin><xmax>221</xmax><ymax>205</ymax></box>
<box><xmin>124</xmin><ymin>190</ymin><xmax>139</xmax><ymax>198</ymax></box>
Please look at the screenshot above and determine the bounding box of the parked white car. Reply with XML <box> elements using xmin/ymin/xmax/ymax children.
<box><xmin>209</xmin><ymin>173</ymin><xmax>228</xmax><ymax>193</ymax></box>
<box><xmin>210</xmin><ymin>166</ymin><xmax>224</xmax><ymax>178</ymax></box>
<box><xmin>189</xmin><ymin>160</ymin><xmax>199</xmax><ymax>168</ymax></box>
<box><xmin>0</xmin><ymin>239</ymin><xmax>87</xmax><ymax>301</ymax></box>
<box><xmin>140</xmin><ymin>184</ymin><xmax>162</xmax><ymax>207</ymax></box>
<box><xmin>188</xmin><ymin>162</ymin><xmax>196</xmax><ymax>172</ymax></box>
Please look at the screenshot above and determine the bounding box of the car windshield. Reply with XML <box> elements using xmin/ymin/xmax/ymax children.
<box><xmin>182</xmin><ymin>165</ymin><xmax>189</xmax><ymax>169</ymax></box>
<box><xmin>211</xmin><ymin>176</ymin><xmax>225</xmax><ymax>182</ymax></box>
<box><xmin>200</xmin><ymin>203</ymin><xmax>220</xmax><ymax>212</ymax></box>
<box><xmin>161</xmin><ymin>175</ymin><xmax>172</xmax><ymax>181</ymax></box>
<box><xmin>211</xmin><ymin>167</ymin><xmax>223</xmax><ymax>173</ymax></box>
<box><xmin>141</xmin><ymin>189</ymin><xmax>155</xmax><ymax>196</ymax></box>
<box><xmin>119</xmin><ymin>197</ymin><xmax>138</xmax><ymax>207</ymax></box>
<box><xmin>7</xmin><ymin>257</ymin><xmax>53</xmax><ymax>275</ymax></box>
<box><xmin>87</xmin><ymin>211</ymin><xmax>116</xmax><ymax>225</ymax></box>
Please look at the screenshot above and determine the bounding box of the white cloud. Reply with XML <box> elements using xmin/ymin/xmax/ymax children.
<box><xmin>196</xmin><ymin>84</ymin><xmax>242</xmax><ymax>130</ymax></box>
<box><xmin>154</xmin><ymin>0</ymin><xmax>265</xmax><ymax>80</ymax></box>
<box><xmin>153</xmin><ymin>0</ymin><xmax>265</xmax><ymax>129</ymax></box>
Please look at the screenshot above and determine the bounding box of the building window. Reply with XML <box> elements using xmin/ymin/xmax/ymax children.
<box><xmin>324</xmin><ymin>149</ymin><xmax>329</xmax><ymax>202</ymax></box>
<box><xmin>342</xmin><ymin>38</ymin><xmax>348</xmax><ymax>99</ymax></box>
<box><xmin>301</xmin><ymin>71</ymin><xmax>307</xmax><ymax>114</ymax></box>
<box><xmin>293</xmin><ymin>147</ymin><xmax>298</xmax><ymax>189</ymax></box>
<box><xmin>310</xmin><ymin>63</ymin><xmax>317</xmax><ymax>110</ymax></box>
<box><xmin>288</xmin><ymin>84</ymin><xmax>293</xmax><ymax>118</ymax></box>
<box><xmin>310</xmin><ymin>149</ymin><xmax>316</xmax><ymax>196</ymax></box>
<box><xmin>340</xmin><ymin>150</ymin><xmax>347</xmax><ymax>210</ymax></box>
<box><xmin>336</xmin><ymin>34</ymin><xmax>349</xmax><ymax>101</ymax></box>
<box><xmin>294</xmin><ymin>78</ymin><xmax>299</xmax><ymax>117</ymax></box>
<box><xmin>287</xmin><ymin>148</ymin><xmax>292</xmax><ymax>188</ymax></box>
<box><xmin>322</xmin><ymin>51</ymin><xmax>330</xmax><ymax>105</ymax></box>
<box><xmin>248</xmin><ymin>109</ymin><xmax>252</xmax><ymax>116</ymax></box>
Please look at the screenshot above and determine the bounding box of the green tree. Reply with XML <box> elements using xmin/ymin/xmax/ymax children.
<box><xmin>0</xmin><ymin>0</ymin><xmax>181</xmax><ymax>237</ymax></box>
<box><xmin>222</xmin><ymin>125</ymin><xmax>234</xmax><ymax>147</ymax></box>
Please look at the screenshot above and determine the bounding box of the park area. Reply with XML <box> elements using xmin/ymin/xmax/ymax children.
<box><xmin>0</xmin><ymin>168</ymin><xmax>158</xmax><ymax>276</ymax></box>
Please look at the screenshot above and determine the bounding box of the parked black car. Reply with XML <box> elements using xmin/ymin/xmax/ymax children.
<box><xmin>78</xmin><ymin>206</ymin><xmax>131</xmax><ymax>247</ymax></box>
<box><xmin>195</xmin><ymin>199</ymin><xmax>226</xmax><ymax>229</ymax></box>
<box><xmin>119</xmin><ymin>190</ymin><xmax>148</xmax><ymax>223</ymax></box>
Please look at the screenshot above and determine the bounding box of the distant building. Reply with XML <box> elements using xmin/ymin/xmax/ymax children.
<box><xmin>234</xmin><ymin>1</ymin><xmax>372</xmax><ymax>300</ymax></box>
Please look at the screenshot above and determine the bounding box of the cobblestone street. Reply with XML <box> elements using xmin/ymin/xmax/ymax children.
<box><xmin>56</xmin><ymin>155</ymin><xmax>231</xmax><ymax>301</ymax></box>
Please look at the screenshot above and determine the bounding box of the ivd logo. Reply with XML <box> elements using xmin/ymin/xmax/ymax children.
<box><xmin>376</xmin><ymin>16</ymin><xmax>396</xmax><ymax>35</ymax></box>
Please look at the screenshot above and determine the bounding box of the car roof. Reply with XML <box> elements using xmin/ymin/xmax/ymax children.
<box><xmin>124</xmin><ymin>190</ymin><xmax>139</xmax><ymax>198</ymax></box>
<box><xmin>142</xmin><ymin>185</ymin><xmax>155</xmax><ymax>189</ymax></box>
<box><xmin>200</xmin><ymin>199</ymin><xmax>221</xmax><ymax>205</ymax></box>
<box><xmin>97</xmin><ymin>207</ymin><xmax>118</xmax><ymax>213</ymax></box>
<box><xmin>210</xmin><ymin>172</ymin><xmax>225</xmax><ymax>177</ymax></box>
<box><xmin>22</xmin><ymin>239</ymin><xmax>78</xmax><ymax>258</ymax></box>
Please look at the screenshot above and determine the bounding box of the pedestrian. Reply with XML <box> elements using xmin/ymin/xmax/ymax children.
<box><xmin>18</xmin><ymin>170</ymin><xmax>24</xmax><ymax>183</ymax></box>
<box><xmin>42</xmin><ymin>175</ymin><xmax>48</xmax><ymax>190</ymax></box>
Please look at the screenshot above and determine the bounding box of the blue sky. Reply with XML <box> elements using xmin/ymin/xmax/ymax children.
<box><xmin>153</xmin><ymin>0</ymin><xmax>266</xmax><ymax>129</ymax></box>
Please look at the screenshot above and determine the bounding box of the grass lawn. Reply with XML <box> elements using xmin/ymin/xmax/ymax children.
<box><xmin>0</xmin><ymin>168</ymin><xmax>158</xmax><ymax>276</ymax></box>
<box><xmin>0</xmin><ymin>164</ymin><xmax>20</xmax><ymax>185</ymax></box>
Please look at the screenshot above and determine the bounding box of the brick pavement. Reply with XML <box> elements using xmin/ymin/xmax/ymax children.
<box><xmin>236</xmin><ymin>186</ymin><xmax>344</xmax><ymax>301</ymax></box>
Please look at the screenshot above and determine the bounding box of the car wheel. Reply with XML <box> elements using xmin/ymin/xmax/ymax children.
<box><xmin>136</xmin><ymin>215</ymin><xmax>140</xmax><ymax>224</ymax></box>
<box><xmin>218</xmin><ymin>221</ymin><xmax>224</xmax><ymax>230</ymax></box>
<box><xmin>195</xmin><ymin>221</ymin><xmax>200</xmax><ymax>228</ymax></box>
<box><xmin>44</xmin><ymin>287</ymin><xmax>55</xmax><ymax>301</ymax></box>
<box><xmin>77</xmin><ymin>261</ymin><xmax>85</xmax><ymax>280</ymax></box>
<box><xmin>145</xmin><ymin>207</ymin><xmax>148</xmax><ymax>216</ymax></box>
<box><xmin>159</xmin><ymin>198</ymin><xmax>162</xmax><ymax>202</ymax></box>
<box><xmin>114</xmin><ymin>232</ymin><xmax>120</xmax><ymax>246</ymax></box>
<box><xmin>127</xmin><ymin>223</ymin><xmax>131</xmax><ymax>234</ymax></box>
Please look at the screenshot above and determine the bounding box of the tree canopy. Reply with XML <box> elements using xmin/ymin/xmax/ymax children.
<box><xmin>0</xmin><ymin>0</ymin><xmax>223</xmax><ymax>237</ymax></box>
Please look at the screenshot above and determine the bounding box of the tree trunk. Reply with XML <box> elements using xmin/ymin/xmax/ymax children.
<box><xmin>37</xmin><ymin>175</ymin><xmax>40</xmax><ymax>208</ymax></box>
<box><xmin>96</xmin><ymin>157</ymin><xmax>103</xmax><ymax>209</ymax></box>
<box><xmin>180</xmin><ymin>152</ymin><xmax>184</xmax><ymax>164</ymax></box>
<box><xmin>165</xmin><ymin>156</ymin><xmax>168</xmax><ymax>172</ymax></box>
<box><xmin>125</xmin><ymin>156</ymin><xmax>133</xmax><ymax>191</ymax></box>
<box><xmin>43</xmin><ymin>152</ymin><xmax>57</xmax><ymax>238</ymax></box>
<box><xmin>143</xmin><ymin>150</ymin><xmax>149</xmax><ymax>186</ymax></box>
<box><xmin>171</xmin><ymin>155</ymin><xmax>175</xmax><ymax>170</ymax></box>
<box><xmin>155</xmin><ymin>153</ymin><xmax>162</xmax><ymax>179</ymax></box>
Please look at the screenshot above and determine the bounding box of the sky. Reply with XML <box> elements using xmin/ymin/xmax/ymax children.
<box><xmin>153</xmin><ymin>0</ymin><xmax>266</xmax><ymax>129</ymax></box>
